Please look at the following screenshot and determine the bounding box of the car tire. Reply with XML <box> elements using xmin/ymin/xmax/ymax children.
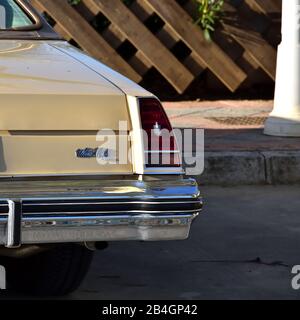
<box><xmin>7</xmin><ymin>244</ymin><xmax>94</xmax><ymax>296</ymax></box>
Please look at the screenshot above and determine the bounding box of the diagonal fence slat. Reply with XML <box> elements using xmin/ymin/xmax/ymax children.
<box><xmin>144</xmin><ymin>0</ymin><xmax>247</xmax><ymax>92</ymax></box>
<box><xmin>247</xmin><ymin>0</ymin><xmax>282</xmax><ymax>14</ymax></box>
<box><xmin>31</xmin><ymin>0</ymin><xmax>141</xmax><ymax>83</ymax></box>
<box><xmin>75</xmin><ymin>0</ymin><xmax>152</xmax><ymax>76</ymax></box>
<box><xmin>84</xmin><ymin>0</ymin><xmax>194</xmax><ymax>93</ymax></box>
<box><xmin>223</xmin><ymin>24</ymin><xmax>277</xmax><ymax>80</ymax></box>
<box><xmin>221</xmin><ymin>2</ymin><xmax>277</xmax><ymax>80</ymax></box>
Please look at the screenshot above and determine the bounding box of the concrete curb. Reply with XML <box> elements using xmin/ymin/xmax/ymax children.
<box><xmin>187</xmin><ymin>151</ymin><xmax>300</xmax><ymax>186</ymax></box>
<box><xmin>263</xmin><ymin>151</ymin><xmax>300</xmax><ymax>185</ymax></box>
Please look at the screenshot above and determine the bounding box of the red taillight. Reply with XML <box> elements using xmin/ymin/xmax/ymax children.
<box><xmin>139</xmin><ymin>98</ymin><xmax>181</xmax><ymax>167</ymax></box>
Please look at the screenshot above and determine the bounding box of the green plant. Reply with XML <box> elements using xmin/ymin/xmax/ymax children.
<box><xmin>195</xmin><ymin>0</ymin><xmax>224</xmax><ymax>41</ymax></box>
<box><xmin>68</xmin><ymin>0</ymin><xmax>81</xmax><ymax>5</ymax></box>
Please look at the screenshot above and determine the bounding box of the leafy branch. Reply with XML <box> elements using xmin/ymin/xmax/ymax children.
<box><xmin>194</xmin><ymin>0</ymin><xmax>224</xmax><ymax>41</ymax></box>
<box><xmin>68</xmin><ymin>0</ymin><xmax>81</xmax><ymax>5</ymax></box>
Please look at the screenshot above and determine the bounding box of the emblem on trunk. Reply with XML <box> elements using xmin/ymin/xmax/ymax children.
<box><xmin>76</xmin><ymin>148</ymin><xmax>108</xmax><ymax>159</ymax></box>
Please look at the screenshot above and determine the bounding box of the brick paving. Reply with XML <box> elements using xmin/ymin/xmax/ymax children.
<box><xmin>163</xmin><ymin>100</ymin><xmax>300</xmax><ymax>151</ymax></box>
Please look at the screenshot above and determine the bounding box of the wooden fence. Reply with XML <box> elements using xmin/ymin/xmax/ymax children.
<box><xmin>31</xmin><ymin>0</ymin><xmax>282</xmax><ymax>95</ymax></box>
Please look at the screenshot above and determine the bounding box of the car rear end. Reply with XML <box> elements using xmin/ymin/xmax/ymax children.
<box><xmin>0</xmin><ymin>94</ymin><xmax>202</xmax><ymax>248</ymax></box>
<box><xmin>0</xmin><ymin>82</ymin><xmax>202</xmax><ymax>296</ymax></box>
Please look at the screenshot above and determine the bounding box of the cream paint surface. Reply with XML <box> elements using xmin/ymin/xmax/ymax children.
<box><xmin>0</xmin><ymin>135</ymin><xmax>132</xmax><ymax>176</ymax></box>
<box><xmin>0</xmin><ymin>40</ymin><xmax>130</xmax><ymax>130</ymax></box>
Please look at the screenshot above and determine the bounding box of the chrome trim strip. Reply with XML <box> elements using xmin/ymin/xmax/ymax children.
<box><xmin>0</xmin><ymin>178</ymin><xmax>200</xmax><ymax>199</ymax></box>
<box><xmin>6</xmin><ymin>200</ymin><xmax>15</xmax><ymax>248</ymax></box>
<box><xmin>20</xmin><ymin>194</ymin><xmax>199</xmax><ymax>201</ymax></box>
<box><xmin>22</xmin><ymin>200</ymin><xmax>201</xmax><ymax>206</ymax></box>
<box><xmin>6</xmin><ymin>200</ymin><xmax>21</xmax><ymax>248</ymax></box>
<box><xmin>23</xmin><ymin>209</ymin><xmax>200</xmax><ymax>216</ymax></box>
<box><xmin>0</xmin><ymin>172</ymin><xmax>134</xmax><ymax>179</ymax></box>
<box><xmin>21</xmin><ymin>213</ymin><xmax>198</xmax><ymax>243</ymax></box>
<box><xmin>22</xmin><ymin>214</ymin><xmax>195</xmax><ymax>223</ymax></box>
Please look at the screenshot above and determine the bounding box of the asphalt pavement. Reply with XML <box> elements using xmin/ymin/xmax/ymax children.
<box><xmin>1</xmin><ymin>185</ymin><xmax>299</xmax><ymax>300</ymax></box>
<box><xmin>66</xmin><ymin>185</ymin><xmax>300</xmax><ymax>300</ymax></box>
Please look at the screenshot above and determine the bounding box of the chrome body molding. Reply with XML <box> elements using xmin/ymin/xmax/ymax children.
<box><xmin>0</xmin><ymin>178</ymin><xmax>202</xmax><ymax>247</ymax></box>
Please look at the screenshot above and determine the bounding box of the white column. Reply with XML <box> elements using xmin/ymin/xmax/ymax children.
<box><xmin>264</xmin><ymin>0</ymin><xmax>300</xmax><ymax>136</ymax></box>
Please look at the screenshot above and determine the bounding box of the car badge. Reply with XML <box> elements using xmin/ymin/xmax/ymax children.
<box><xmin>76</xmin><ymin>148</ymin><xmax>98</xmax><ymax>158</ymax></box>
<box><xmin>76</xmin><ymin>148</ymin><xmax>116</xmax><ymax>161</ymax></box>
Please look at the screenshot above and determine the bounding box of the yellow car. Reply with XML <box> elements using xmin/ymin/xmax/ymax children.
<box><xmin>0</xmin><ymin>0</ymin><xmax>202</xmax><ymax>295</ymax></box>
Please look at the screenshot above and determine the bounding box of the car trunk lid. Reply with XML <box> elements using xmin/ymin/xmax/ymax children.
<box><xmin>0</xmin><ymin>40</ymin><xmax>132</xmax><ymax>176</ymax></box>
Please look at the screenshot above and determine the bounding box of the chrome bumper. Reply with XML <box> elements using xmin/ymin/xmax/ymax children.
<box><xmin>0</xmin><ymin>178</ymin><xmax>202</xmax><ymax>247</ymax></box>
